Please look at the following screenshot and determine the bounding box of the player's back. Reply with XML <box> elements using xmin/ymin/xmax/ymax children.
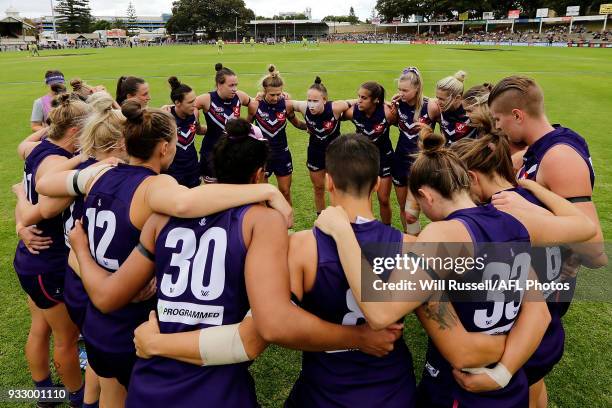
<box><xmin>418</xmin><ymin>204</ymin><xmax>531</xmax><ymax>408</ymax></box>
<box><xmin>127</xmin><ymin>205</ymin><xmax>257</xmax><ymax>407</ymax></box>
<box><xmin>287</xmin><ymin>219</ymin><xmax>416</xmax><ymax>407</ymax></box>
<box><xmin>81</xmin><ymin>163</ymin><xmax>157</xmax><ymax>353</ymax></box>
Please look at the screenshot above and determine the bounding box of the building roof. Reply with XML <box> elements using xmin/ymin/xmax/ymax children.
<box><xmin>0</xmin><ymin>16</ymin><xmax>35</xmax><ymax>29</ymax></box>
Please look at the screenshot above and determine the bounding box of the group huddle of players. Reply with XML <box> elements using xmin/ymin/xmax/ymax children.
<box><xmin>12</xmin><ymin>64</ymin><xmax>605</xmax><ymax>408</ymax></box>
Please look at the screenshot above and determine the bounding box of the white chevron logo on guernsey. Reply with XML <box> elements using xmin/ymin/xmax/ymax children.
<box><xmin>199</xmin><ymin>218</ymin><xmax>206</xmax><ymax>226</ymax></box>
<box><xmin>526</xmin><ymin>164</ymin><xmax>538</xmax><ymax>174</ymax></box>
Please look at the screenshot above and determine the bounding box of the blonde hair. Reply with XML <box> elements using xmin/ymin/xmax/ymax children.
<box><xmin>47</xmin><ymin>94</ymin><xmax>91</xmax><ymax>141</ymax></box>
<box><xmin>70</xmin><ymin>78</ymin><xmax>94</xmax><ymax>101</ymax></box>
<box><xmin>398</xmin><ymin>67</ymin><xmax>424</xmax><ymax>123</ymax></box>
<box><xmin>261</xmin><ymin>64</ymin><xmax>284</xmax><ymax>91</ymax></box>
<box><xmin>79</xmin><ymin>93</ymin><xmax>125</xmax><ymax>157</ymax></box>
<box><xmin>437</xmin><ymin>70</ymin><xmax>467</xmax><ymax>98</ymax></box>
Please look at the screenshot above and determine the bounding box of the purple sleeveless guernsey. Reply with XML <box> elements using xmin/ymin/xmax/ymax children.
<box><xmin>439</xmin><ymin>105</ymin><xmax>476</xmax><ymax>144</ymax></box>
<box><xmin>352</xmin><ymin>104</ymin><xmax>394</xmax><ymax>177</ymax></box>
<box><xmin>63</xmin><ymin>157</ymin><xmax>97</xmax><ymax>328</ymax></box>
<box><xmin>417</xmin><ymin>205</ymin><xmax>531</xmax><ymax>408</ymax></box>
<box><xmin>81</xmin><ymin>164</ymin><xmax>157</xmax><ymax>354</ymax></box>
<box><xmin>254</xmin><ymin>98</ymin><xmax>289</xmax><ymax>154</ymax></box>
<box><xmin>392</xmin><ymin>99</ymin><xmax>432</xmax><ymax>186</ymax></box>
<box><xmin>166</xmin><ymin>106</ymin><xmax>200</xmax><ymax>188</ymax></box>
<box><xmin>305</xmin><ymin>101</ymin><xmax>340</xmax><ymax>171</ymax></box>
<box><xmin>287</xmin><ymin>220</ymin><xmax>416</xmax><ymax>408</ymax></box>
<box><xmin>14</xmin><ymin>139</ymin><xmax>72</xmax><ymax>276</ymax></box>
<box><xmin>126</xmin><ymin>205</ymin><xmax>257</xmax><ymax>408</ymax></box>
<box><xmin>504</xmin><ymin>187</ymin><xmax>565</xmax><ymax>385</ymax></box>
<box><xmin>518</xmin><ymin>124</ymin><xmax>594</xmax><ymax>317</ymax></box>
<box><xmin>201</xmin><ymin>91</ymin><xmax>241</xmax><ymax>177</ymax></box>
<box><xmin>518</xmin><ymin>125</ymin><xmax>594</xmax><ymax>188</ymax></box>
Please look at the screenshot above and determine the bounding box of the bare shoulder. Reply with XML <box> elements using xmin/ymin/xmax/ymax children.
<box><xmin>418</xmin><ymin>220</ymin><xmax>469</xmax><ymax>242</ymax></box>
<box><xmin>289</xmin><ymin>230</ymin><xmax>316</xmax><ymax>256</ymax></box>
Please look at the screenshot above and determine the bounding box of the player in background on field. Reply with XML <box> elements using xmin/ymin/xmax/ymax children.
<box><xmin>435</xmin><ymin>71</ymin><xmax>476</xmax><ymax>144</ymax></box>
<box><xmin>390</xmin><ymin>67</ymin><xmax>440</xmax><ymax>234</ymax></box>
<box><xmin>116</xmin><ymin>76</ymin><xmax>151</xmax><ymax>107</ymax></box>
<box><xmin>248</xmin><ymin>65</ymin><xmax>306</xmax><ymax>205</ymax></box>
<box><xmin>291</xmin><ymin>77</ymin><xmax>349</xmax><ymax>215</ymax></box>
<box><xmin>165</xmin><ymin>76</ymin><xmax>206</xmax><ymax>188</ymax></box>
<box><xmin>488</xmin><ymin>75</ymin><xmax>607</xmax><ymax>407</ymax></box>
<box><xmin>195</xmin><ymin>63</ymin><xmax>253</xmax><ymax>183</ymax></box>
<box><xmin>342</xmin><ymin>81</ymin><xmax>396</xmax><ymax>225</ymax></box>
<box><xmin>31</xmin><ymin>70</ymin><xmax>66</xmax><ymax>131</ymax></box>
<box><xmin>68</xmin><ymin>119</ymin><xmax>403</xmax><ymax>408</ymax></box>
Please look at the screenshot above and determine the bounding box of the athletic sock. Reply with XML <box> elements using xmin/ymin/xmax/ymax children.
<box><xmin>34</xmin><ymin>375</ymin><xmax>54</xmax><ymax>389</ymax></box>
<box><xmin>68</xmin><ymin>384</ymin><xmax>84</xmax><ymax>407</ymax></box>
<box><xmin>83</xmin><ymin>401</ymin><xmax>99</xmax><ymax>408</ymax></box>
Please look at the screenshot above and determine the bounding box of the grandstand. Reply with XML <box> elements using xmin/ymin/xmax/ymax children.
<box><xmin>246</xmin><ymin>20</ymin><xmax>330</xmax><ymax>41</ymax></box>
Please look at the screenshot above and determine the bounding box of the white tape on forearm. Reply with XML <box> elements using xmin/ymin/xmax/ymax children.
<box><xmin>76</xmin><ymin>164</ymin><xmax>113</xmax><ymax>194</ymax></box>
<box><xmin>198</xmin><ymin>323</ymin><xmax>249</xmax><ymax>366</ymax></box>
<box><xmin>463</xmin><ymin>363</ymin><xmax>512</xmax><ymax>388</ymax></box>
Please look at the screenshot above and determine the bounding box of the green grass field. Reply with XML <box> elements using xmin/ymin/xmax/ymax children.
<box><xmin>0</xmin><ymin>43</ymin><xmax>610</xmax><ymax>407</ymax></box>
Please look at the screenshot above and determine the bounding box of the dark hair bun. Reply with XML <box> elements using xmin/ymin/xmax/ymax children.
<box><xmin>168</xmin><ymin>76</ymin><xmax>181</xmax><ymax>89</ymax></box>
<box><xmin>122</xmin><ymin>99</ymin><xmax>145</xmax><ymax>123</ymax></box>
<box><xmin>225</xmin><ymin>118</ymin><xmax>251</xmax><ymax>139</ymax></box>
<box><xmin>314</xmin><ymin>76</ymin><xmax>322</xmax><ymax>84</ymax></box>
<box><xmin>215</xmin><ymin>63</ymin><xmax>223</xmax><ymax>72</ymax></box>
<box><xmin>268</xmin><ymin>64</ymin><xmax>276</xmax><ymax>73</ymax></box>
<box><xmin>419</xmin><ymin>126</ymin><xmax>446</xmax><ymax>155</ymax></box>
<box><xmin>52</xmin><ymin>93</ymin><xmax>72</xmax><ymax>107</ymax></box>
<box><xmin>70</xmin><ymin>78</ymin><xmax>83</xmax><ymax>90</ymax></box>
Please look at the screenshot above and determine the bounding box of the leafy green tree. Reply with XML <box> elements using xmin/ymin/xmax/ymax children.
<box><xmin>55</xmin><ymin>0</ymin><xmax>93</xmax><ymax>33</ymax></box>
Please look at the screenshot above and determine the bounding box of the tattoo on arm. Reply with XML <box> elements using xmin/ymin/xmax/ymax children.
<box><xmin>422</xmin><ymin>301</ymin><xmax>459</xmax><ymax>330</ymax></box>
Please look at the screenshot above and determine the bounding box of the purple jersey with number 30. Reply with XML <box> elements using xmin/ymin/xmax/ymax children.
<box><xmin>81</xmin><ymin>164</ymin><xmax>156</xmax><ymax>353</ymax></box>
<box><xmin>127</xmin><ymin>205</ymin><xmax>257</xmax><ymax>408</ymax></box>
<box><xmin>417</xmin><ymin>205</ymin><xmax>531</xmax><ymax>408</ymax></box>
<box><xmin>287</xmin><ymin>220</ymin><xmax>416</xmax><ymax>408</ymax></box>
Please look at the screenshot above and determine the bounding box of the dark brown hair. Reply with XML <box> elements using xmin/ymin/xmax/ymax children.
<box><xmin>360</xmin><ymin>81</ymin><xmax>385</xmax><ymax>105</ymax></box>
<box><xmin>409</xmin><ymin>126</ymin><xmax>470</xmax><ymax>199</ymax></box>
<box><xmin>214</xmin><ymin>118</ymin><xmax>269</xmax><ymax>184</ymax></box>
<box><xmin>309</xmin><ymin>76</ymin><xmax>328</xmax><ymax>98</ymax></box>
<box><xmin>121</xmin><ymin>100</ymin><xmax>175</xmax><ymax>160</ymax></box>
<box><xmin>168</xmin><ymin>76</ymin><xmax>193</xmax><ymax>103</ymax></box>
<box><xmin>326</xmin><ymin>134</ymin><xmax>379</xmax><ymax>197</ymax></box>
<box><xmin>451</xmin><ymin>132</ymin><xmax>515</xmax><ymax>187</ymax></box>
<box><xmin>116</xmin><ymin>76</ymin><xmax>145</xmax><ymax>105</ymax></box>
<box><xmin>215</xmin><ymin>63</ymin><xmax>235</xmax><ymax>85</ymax></box>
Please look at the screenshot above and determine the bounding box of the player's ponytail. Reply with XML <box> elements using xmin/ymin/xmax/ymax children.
<box><xmin>116</xmin><ymin>75</ymin><xmax>145</xmax><ymax>105</ymax></box>
<box><xmin>79</xmin><ymin>98</ymin><xmax>125</xmax><ymax>158</ymax></box>
<box><xmin>398</xmin><ymin>67</ymin><xmax>424</xmax><ymax>123</ymax></box>
<box><xmin>451</xmin><ymin>132</ymin><xmax>515</xmax><ymax>186</ymax></box>
<box><xmin>122</xmin><ymin>100</ymin><xmax>175</xmax><ymax>160</ymax></box>
<box><xmin>437</xmin><ymin>71</ymin><xmax>467</xmax><ymax>110</ymax></box>
<box><xmin>70</xmin><ymin>78</ymin><xmax>93</xmax><ymax>101</ymax></box>
<box><xmin>168</xmin><ymin>76</ymin><xmax>193</xmax><ymax>104</ymax></box>
<box><xmin>47</xmin><ymin>94</ymin><xmax>91</xmax><ymax>141</ymax></box>
<box><xmin>309</xmin><ymin>76</ymin><xmax>328</xmax><ymax>98</ymax></box>
<box><xmin>409</xmin><ymin>126</ymin><xmax>470</xmax><ymax>199</ymax></box>
<box><xmin>261</xmin><ymin>64</ymin><xmax>284</xmax><ymax>89</ymax></box>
